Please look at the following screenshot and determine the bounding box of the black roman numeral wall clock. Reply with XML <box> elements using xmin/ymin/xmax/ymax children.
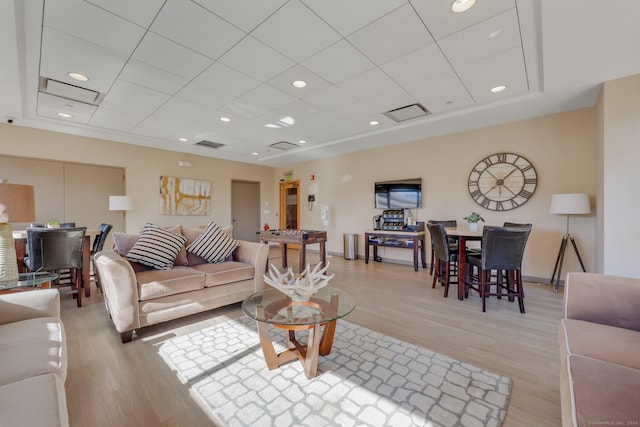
<box><xmin>467</xmin><ymin>152</ymin><xmax>538</xmax><ymax>211</ymax></box>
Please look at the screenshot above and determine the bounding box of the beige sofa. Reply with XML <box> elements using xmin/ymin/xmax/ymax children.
<box><xmin>94</xmin><ymin>225</ymin><xmax>269</xmax><ymax>343</ymax></box>
<box><xmin>0</xmin><ymin>289</ymin><xmax>68</xmax><ymax>427</ymax></box>
<box><xmin>558</xmin><ymin>272</ymin><xmax>640</xmax><ymax>427</ymax></box>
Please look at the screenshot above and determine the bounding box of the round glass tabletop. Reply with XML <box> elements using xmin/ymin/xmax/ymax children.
<box><xmin>242</xmin><ymin>286</ymin><xmax>356</xmax><ymax>326</ymax></box>
<box><xmin>0</xmin><ymin>272</ymin><xmax>59</xmax><ymax>291</ymax></box>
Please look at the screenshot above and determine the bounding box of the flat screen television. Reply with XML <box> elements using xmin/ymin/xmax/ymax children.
<box><xmin>374</xmin><ymin>178</ymin><xmax>422</xmax><ymax>209</ymax></box>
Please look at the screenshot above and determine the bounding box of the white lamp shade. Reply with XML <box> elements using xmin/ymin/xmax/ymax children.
<box><xmin>549</xmin><ymin>193</ymin><xmax>591</xmax><ymax>215</ymax></box>
<box><xmin>109</xmin><ymin>196</ymin><xmax>133</xmax><ymax>211</ymax></box>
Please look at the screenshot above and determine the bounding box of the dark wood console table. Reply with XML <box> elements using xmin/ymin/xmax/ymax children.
<box><xmin>364</xmin><ymin>229</ymin><xmax>427</xmax><ymax>271</ymax></box>
<box><xmin>260</xmin><ymin>230</ymin><xmax>327</xmax><ymax>272</ymax></box>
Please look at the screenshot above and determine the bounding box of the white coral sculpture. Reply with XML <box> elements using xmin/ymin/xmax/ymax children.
<box><xmin>264</xmin><ymin>262</ymin><xmax>334</xmax><ymax>302</ymax></box>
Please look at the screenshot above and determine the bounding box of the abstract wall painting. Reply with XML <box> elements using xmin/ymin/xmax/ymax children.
<box><xmin>159</xmin><ymin>176</ymin><xmax>211</xmax><ymax>216</ymax></box>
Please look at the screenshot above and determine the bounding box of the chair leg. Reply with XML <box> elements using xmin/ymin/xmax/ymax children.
<box><xmin>516</xmin><ymin>271</ymin><xmax>525</xmax><ymax>313</ymax></box>
<box><xmin>431</xmin><ymin>258</ymin><xmax>439</xmax><ymax>288</ymax></box>
<box><xmin>75</xmin><ymin>268</ymin><xmax>82</xmax><ymax>307</ymax></box>
<box><xmin>430</xmin><ymin>250</ymin><xmax>435</xmax><ymax>275</ymax></box>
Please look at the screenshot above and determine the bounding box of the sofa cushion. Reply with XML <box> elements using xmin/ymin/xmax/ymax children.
<box><xmin>136</xmin><ymin>266</ymin><xmax>205</xmax><ymax>300</ymax></box>
<box><xmin>182</xmin><ymin>225</ymin><xmax>233</xmax><ymax>266</ymax></box>
<box><xmin>560</xmin><ymin>319</ymin><xmax>640</xmax><ymax>370</ymax></box>
<box><xmin>126</xmin><ymin>224</ymin><xmax>187</xmax><ymax>270</ymax></box>
<box><xmin>192</xmin><ymin>261</ymin><xmax>255</xmax><ymax>287</ymax></box>
<box><xmin>566</xmin><ymin>354</ymin><xmax>640</xmax><ymax>427</ymax></box>
<box><xmin>187</xmin><ymin>222</ymin><xmax>238</xmax><ymax>264</ymax></box>
<box><xmin>0</xmin><ymin>317</ymin><xmax>65</xmax><ymax>386</ymax></box>
<box><xmin>0</xmin><ymin>373</ymin><xmax>69</xmax><ymax>427</ymax></box>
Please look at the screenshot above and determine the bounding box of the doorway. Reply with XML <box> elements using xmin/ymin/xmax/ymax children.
<box><xmin>279</xmin><ymin>180</ymin><xmax>300</xmax><ymax>230</ymax></box>
<box><xmin>231</xmin><ymin>180</ymin><xmax>260</xmax><ymax>242</ymax></box>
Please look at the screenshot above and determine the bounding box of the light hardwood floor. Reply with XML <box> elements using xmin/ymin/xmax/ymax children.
<box><xmin>61</xmin><ymin>248</ymin><xmax>563</xmax><ymax>426</ymax></box>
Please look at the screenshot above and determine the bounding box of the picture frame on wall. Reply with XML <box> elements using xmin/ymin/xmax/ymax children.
<box><xmin>159</xmin><ymin>176</ymin><xmax>211</xmax><ymax>216</ymax></box>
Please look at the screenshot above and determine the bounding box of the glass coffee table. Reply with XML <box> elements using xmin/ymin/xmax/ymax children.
<box><xmin>0</xmin><ymin>272</ymin><xmax>59</xmax><ymax>293</ymax></box>
<box><xmin>242</xmin><ymin>286</ymin><xmax>356</xmax><ymax>379</ymax></box>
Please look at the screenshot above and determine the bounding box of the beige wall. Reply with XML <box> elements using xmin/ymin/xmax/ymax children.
<box><xmin>0</xmin><ymin>106</ymin><xmax>602</xmax><ymax>282</ymax></box>
<box><xmin>0</xmin><ymin>123</ymin><xmax>276</xmax><ymax>233</ymax></box>
<box><xmin>600</xmin><ymin>74</ymin><xmax>640</xmax><ymax>276</ymax></box>
<box><xmin>276</xmin><ymin>109</ymin><xmax>598</xmax><ymax>281</ymax></box>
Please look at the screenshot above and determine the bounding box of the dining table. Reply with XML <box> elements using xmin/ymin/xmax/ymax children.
<box><xmin>444</xmin><ymin>226</ymin><xmax>484</xmax><ymax>300</ymax></box>
<box><xmin>12</xmin><ymin>228</ymin><xmax>102</xmax><ymax>298</ymax></box>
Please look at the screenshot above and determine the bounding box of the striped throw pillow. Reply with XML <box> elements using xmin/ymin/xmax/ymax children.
<box><xmin>186</xmin><ymin>221</ymin><xmax>238</xmax><ymax>263</ymax></box>
<box><xmin>126</xmin><ymin>223</ymin><xmax>187</xmax><ymax>270</ymax></box>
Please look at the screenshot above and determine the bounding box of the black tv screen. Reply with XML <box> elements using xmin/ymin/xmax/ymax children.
<box><xmin>374</xmin><ymin>178</ymin><xmax>422</xmax><ymax>209</ymax></box>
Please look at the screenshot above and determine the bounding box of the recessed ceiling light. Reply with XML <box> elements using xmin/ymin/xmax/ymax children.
<box><xmin>68</xmin><ymin>72</ymin><xmax>89</xmax><ymax>82</ymax></box>
<box><xmin>369</xmin><ymin>121</ymin><xmax>379</xmax><ymax>126</ymax></box>
<box><xmin>292</xmin><ymin>80</ymin><xmax>307</xmax><ymax>88</ymax></box>
<box><xmin>252</xmin><ymin>152</ymin><xmax>259</xmax><ymax>156</ymax></box>
<box><xmin>298</xmin><ymin>140</ymin><xmax>307</xmax><ymax>144</ymax></box>
<box><xmin>265</xmin><ymin>123</ymin><xmax>280</xmax><ymax>128</ymax></box>
<box><xmin>451</xmin><ymin>0</ymin><xmax>476</xmax><ymax>13</ymax></box>
<box><xmin>57</xmin><ymin>112</ymin><xmax>73</xmax><ymax>118</ymax></box>
<box><xmin>491</xmin><ymin>85</ymin><xmax>507</xmax><ymax>93</ymax></box>
<box><xmin>220</xmin><ymin>117</ymin><xmax>231</xmax><ymax>122</ymax></box>
<box><xmin>279</xmin><ymin>116</ymin><xmax>295</xmax><ymax>126</ymax></box>
<box><xmin>178</xmin><ymin>137</ymin><xmax>188</xmax><ymax>142</ymax></box>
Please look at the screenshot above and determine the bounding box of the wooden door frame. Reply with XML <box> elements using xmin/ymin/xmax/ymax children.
<box><xmin>279</xmin><ymin>180</ymin><xmax>300</xmax><ymax>230</ymax></box>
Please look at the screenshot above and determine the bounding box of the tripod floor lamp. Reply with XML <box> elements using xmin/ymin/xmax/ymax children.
<box><xmin>549</xmin><ymin>193</ymin><xmax>590</xmax><ymax>292</ymax></box>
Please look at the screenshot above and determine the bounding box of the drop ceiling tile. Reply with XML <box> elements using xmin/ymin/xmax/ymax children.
<box><xmin>100</xmin><ymin>79</ymin><xmax>169</xmax><ymax>115</ymax></box>
<box><xmin>132</xmin><ymin>32</ymin><xmax>213</xmax><ymax>80</ymax></box>
<box><xmin>381</xmin><ymin>44</ymin><xmax>452</xmax><ymax>86</ymax></box>
<box><xmin>337</xmin><ymin>68</ymin><xmax>400</xmax><ymax>101</ymax></box>
<box><xmin>439</xmin><ymin>9</ymin><xmax>522</xmax><ymax>68</ymax></box>
<box><xmin>176</xmin><ymin>81</ymin><xmax>236</xmax><ymax>109</ymax></box>
<box><xmin>227</xmin><ymin>84</ymin><xmax>296</xmax><ymax>119</ymax></box>
<box><xmin>251</xmin><ymin>1</ymin><xmax>341</xmax><ymax>62</ymax></box>
<box><xmin>302</xmin><ymin>40</ymin><xmax>375</xmax><ymax>84</ymax></box>
<box><xmin>86</xmin><ymin>0</ymin><xmax>165</xmax><ymax>28</ymax></box>
<box><xmin>40</xmin><ymin>27</ymin><xmax>128</xmax><ymax>93</ymax></box>
<box><xmin>270</xmin><ymin>100</ymin><xmax>323</xmax><ymax>122</ymax></box>
<box><xmin>304</xmin><ymin>85</ymin><xmax>359</xmax><ymax>112</ymax></box>
<box><xmin>45</xmin><ymin>0</ymin><xmax>145</xmax><ymax>55</ymax></box>
<box><xmin>332</xmin><ymin>102</ymin><xmax>396</xmax><ymax>130</ymax></box>
<box><xmin>150</xmin><ymin>0</ymin><xmax>245</xmax><ymax>60</ymax></box>
<box><xmin>192</xmin><ymin>0</ymin><xmax>287</xmax><ymax>33</ymax></box>
<box><xmin>265</xmin><ymin>65</ymin><xmax>331</xmax><ymax>98</ymax></box>
<box><xmin>362</xmin><ymin>87</ymin><xmax>417</xmax><ymax>113</ymax></box>
<box><xmin>456</xmin><ymin>47</ymin><xmax>529</xmax><ymax>103</ymax></box>
<box><xmin>410</xmin><ymin>0</ymin><xmax>515</xmax><ymax>40</ymax></box>
<box><xmin>135</xmin><ymin>98</ymin><xmax>211</xmax><ymax>133</ymax></box>
<box><xmin>218</xmin><ymin>35</ymin><xmax>295</xmax><ymax>82</ymax></box>
<box><xmin>37</xmin><ymin>92</ymin><xmax>97</xmax><ymax>124</ymax></box>
<box><xmin>194</xmin><ymin>62</ymin><xmax>261</xmax><ymax>97</ymax></box>
<box><xmin>347</xmin><ymin>4</ymin><xmax>435</xmax><ymax>65</ymax></box>
<box><xmin>89</xmin><ymin>106</ymin><xmax>140</xmax><ymax>131</ymax></box>
<box><xmin>119</xmin><ymin>60</ymin><xmax>189</xmax><ymax>95</ymax></box>
<box><xmin>404</xmin><ymin>70</ymin><xmax>475</xmax><ymax>114</ymax></box>
<box><xmin>302</xmin><ymin>0</ymin><xmax>407</xmax><ymax>36</ymax></box>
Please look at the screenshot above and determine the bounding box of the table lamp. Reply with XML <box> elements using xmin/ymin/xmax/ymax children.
<box><xmin>549</xmin><ymin>193</ymin><xmax>590</xmax><ymax>292</ymax></box>
<box><xmin>109</xmin><ymin>195</ymin><xmax>133</xmax><ymax>232</ymax></box>
<box><xmin>0</xmin><ymin>183</ymin><xmax>36</xmax><ymax>282</ymax></box>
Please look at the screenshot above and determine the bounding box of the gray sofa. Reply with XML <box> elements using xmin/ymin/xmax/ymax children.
<box><xmin>558</xmin><ymin>272</ymin><xmax>640</xmax><ymax>426</ymax></box>
<box><xmin>0</xmin><ymin>289</ymin><xmax>68</xmax><ymax>426</ymax></box>
<box><xmin>94</xmin><ymin>225</ymin><xmax>269</xmax><ymax>343</ymax></box>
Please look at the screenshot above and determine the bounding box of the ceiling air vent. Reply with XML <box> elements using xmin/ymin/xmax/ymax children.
<box><xmin>39</xmin><ymin>77</ymin><xmax>103</xmax><ymax>105</ymax></box>
<box><xmin>269</xmin><ymin>141</ymin><xmax>298</xmax><ymax>150</ymax></box>
<box><xmin>383</xmin><ymin>103</ymin><xmax>430</xmax><ymax>122</ymax></box>
<box><xmin>196</xmin><ymin>140</ymin><xmax>225</xmax><ymax>149</ymax></box>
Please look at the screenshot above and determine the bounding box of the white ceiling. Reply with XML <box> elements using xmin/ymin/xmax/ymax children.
<box><xmin>2</xmin><ymin>0</ymin><xmax>640</xmax><ymax>167</ymax></box>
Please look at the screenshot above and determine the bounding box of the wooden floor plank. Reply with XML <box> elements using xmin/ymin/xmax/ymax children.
<box><xmin>60</xmin><ymin>248</ymin><xmax>563</xmax><ymax>426</ymax></box>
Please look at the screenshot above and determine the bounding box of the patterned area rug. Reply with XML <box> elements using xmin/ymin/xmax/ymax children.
<box><xmin>157</xmin><ymin>317</ymin><xmax>511</xmax><ymax>427</ymax></box>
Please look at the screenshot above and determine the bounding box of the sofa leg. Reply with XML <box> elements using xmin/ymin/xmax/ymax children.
<box><xmin>120</xmin><ymin>330</ymin><xmax>133</xmax><ymax>343</ymax></box>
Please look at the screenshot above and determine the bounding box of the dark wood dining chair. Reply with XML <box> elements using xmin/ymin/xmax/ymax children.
<box><xmin>427</xmin><ymin>220</ymin><xmax>457</xmax><ymax>275</ymax></box>
<box><xmin>464</xmin><ymin>225</ymin><xmax>531</xmax><ymax>313</ymax></box>
<box><xmin>24</xmin><ymin>227</ymin><xmax>86</xmax><ymax>307</ymax></box>
<box><xmin>91</xmin><ymin>223</ymin><xmax>113</xmax><ymax>292</ymax></box>
<box><xmin>427</xmin><ymin>222</ymin><xmax>458</xmax><ymax>297</ymax></box>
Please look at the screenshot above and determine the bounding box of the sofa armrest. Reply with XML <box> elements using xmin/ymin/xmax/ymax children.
<box><xmin>0</xmin><ymin>288</ymin><xmax>60</xmax><ymax>325</ymax></box>
<box><xmin>94</xmin><ymin>249</ymin><xmax>141</xmax><ymax>334</ymax></box>
<box><xmin>233</xmin><ymin>240</ymin><xmax>269</xmax><ymax>291</ymax></box>
<box><xmin>564</xmin><ymin>272</ymin><xmax>640</xmax><ymax>331</ymax></box>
